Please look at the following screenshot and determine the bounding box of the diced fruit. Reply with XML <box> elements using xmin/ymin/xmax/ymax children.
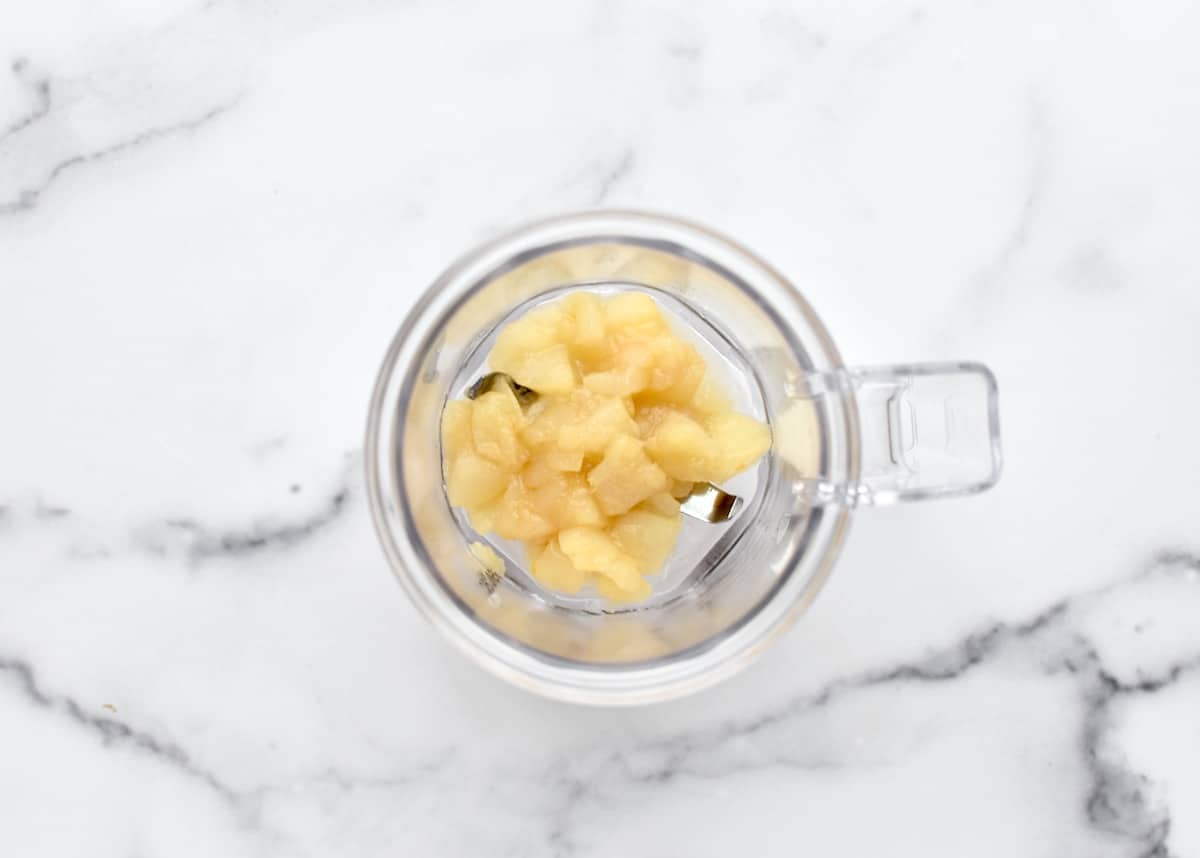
<box><xmin>587</xmin><ymin>435</ymin><xmax>670</xmax><ymax>516</ymax></box>
<box><xmin>670</xmin><ymin>480</ymin><xmax>696</xmax><ymax>499</ymax></box>
<box><xmin>495</xmin><ymin>342</ymin><xmax>577</xmax><ymax>396</ymax></box>
<box><xmin>636</xmin><ymin>342</ymin><xmax>705</xmax><ymax>405</ymax></box>
<box><xmin>689</xmin><ymin>379</ymin><xmax>732</xmax><ymax>416</ymax></box>
<box><xmin>447</xmin><ymin>454</ymin><xmax>509</xmax><ymax>507</ymax></box>
<box><xmin>470</xmin><ymin>389</ymin><xmax>527</xmax><ymax>471</ymax></box>
<box><xmin>439</xmin><ymin>290</ymin><xmax>774</xmax><ymax>604</ymax></box>
<box><xmin>529</xmin><ymin>473</ymin><xmax>606</xmax><ymax>529</ymax></box>
<box><xmin>563</xmin><ymin>292</ymin><xmax>608</xmax><ymax>364</ymax></box>
<box><xmin>529</xmin><ymin>539</ymin><xmax>588</xmax><ymax>594</ymax></box>
<box><xmin>442</xmin><ymin>400</ymin><xmax>474</xmax><ymax>460</ymax></box>
<box><xmin>643</xmin><ymin>338</ymin><xmax>687</xmax><ymax>391</ymax></box>
<box><xmin>583</xmin><ymin>365</ymin><xmax>649</xmax><ymax>397</ymax></box>
<box><xmin>615</xmin><ymin>339</ymin><xmax>654</xmax><ymax>372</ymax></box>
<box><xmin>635</xmin><ymin>403</ymin><xmax>674</xmax><ymax>437</ymax></box>
<box><xmin>705</xmin><ymin>412</ymin><xmax>772</xmax><ymax>481</ymax></box>
<box><xmin>644</xmin><ymin>411</ymin><xmax>717</xmax><ymax>482</ymax></box>
<box><xmin>604</xmin><ymin>292</ymin><xmax>665</xmax><ymax>332</ymax></box>
<box><xmin>640</xmin><ymin>492</ymin><xmax>682</xmax><ymax>518</ymax></box>
<box><xmin>612</xmin><ymin>509</ymin><xmax>681</xmax><ymax>575</ymax></box>
<box><xmin>523</xmin><ymin>390</ymin><xmax>638</xmax><ymax>455</ymax></box>
<box><xmin>542</xmin><ymin>447</ymin><xmax>584</xmax><ymax>472</ymax></box>
<box><xmin>490</xmin><ymin>305</ymin><xmax>572</xmax><ymax>368</ymax></box>
<box><xmin>521</xmin><ymin>458</ymin><xmax>559</xmax><ymax>489</ymax></box>
<box><xmin>558</xmin><ymin>394</ymin><xmax>640</xmax><ymax>453</ymax></box>
<box><xmin>594</xmin><ymin>574</ymin><xmax>652</xmax><ymax>603</ymax></box>
<box><xmin>467</xmin><ymin>499</ymin><xmax>501</xmax><ymax>533</ymax></box>
<box><xmin>558</xmin><ymin>526</ymin><xmax>642</xmax><ymax>592</ymax></box>
<box><xmin>491</xmin><ymin>482</ymin><xmax>555</xmax><ymax>541</ymax></box>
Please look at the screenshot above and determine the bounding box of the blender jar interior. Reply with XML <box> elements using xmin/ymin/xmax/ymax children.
<box><xmin>368</xmin><ymin>213</ymin><xmax>857</xmax><ymax>702</ymax></box>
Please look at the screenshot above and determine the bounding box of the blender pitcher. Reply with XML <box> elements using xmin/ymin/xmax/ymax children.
<box><xmin>365</xmin><ymin>211</ymin><xmax>1001</xmax><ymax>705</ymax></box>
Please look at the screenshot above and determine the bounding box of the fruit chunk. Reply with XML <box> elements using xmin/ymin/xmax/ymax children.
<box><xmin>470</xmin><ymin>389</ymin><xmax>527</xmax><ymax>471</ymax></box>
<box><xmin>490</xmin><ymin>304</ymin><xmax>571</xmax><ymax>366</ymax></box>
<box><xmin>442</xmin><ymin>400</ymin><xmax>474</xmax><ymax>460</ymax></box>
<box><xmin>635</xmin><ymin>341</ymin><xmax>706</xmax><ymax>405</ymax></box>
<box><xmin>467</xmin><ymin>499</ymin><xmax>502</xmax><ymax>533</ymax></box>
<box><xmin>490</xmin><ymin>482</ymin><xmax>555</xmax><ymax>541</ymax></box>
<box><xmin>529</xmin><ymin>539</ymin><xmax>588</xmax><ymax>594</ymax></box>
<box><xmin>604</xmin><ymin>292</ymin><xmax>665</xmax><ymax>333</ymax></box>
<box><xmin>490</xmin><ymin>306</ymin><xmax>579</xmax><ymax>395</ymax></box>
<box><xmin>522</xmin><ymin>389</ymin><xmax>638</xmax><ymax>455</ymax></box>
<box><xmin>447</xmin><ymin>454</ymin><xmax>509</xmax><ymax>508</ymax></box>
<box><xmin>582</xmin><ymin>364</ymin><xmax>649</xmax><ymax>397</ymax></box>
<box><xmin>594</xmin><ymin>574</ymin><xmax>652</xmax><ymax>603</ymax></box>
<box><xmin>611</xmin><ymin>508</ymin><xmax>681</xmax><ymax>575</ymax></box>
<box><xmin>705</xmin><ymin>412</ymin><xmax>772</xmax><ymax>482</ymax></box>
<box><xmin>670</xmin><ymin>479</ymin><xmax>696</xmax><ymax>499</ymax></box>
<box><xmin>689</xmin><ymin>378</ymin><xmax>732</xmax><ymax>416</ymax></box>
<box><xmin>528</xmin><ymin>472</ymin><xmax>606</xmax><ymax>529</ymax></box>
<box><xmin>587</xmin><ymin>435</ymin><xmax>670</xmax><ymax>516</ymax></box>
<box><xmin>640</xmin><ymin>492</ymin><xmax>682</xmax><ymax>518</ymax></box>
<box><xmin>440</xmin><ymin>289</ymin><xmax>774</xmax><ymax>603</ymax></box>
<box><xmin>558</xmin><ymin>526</ymin><xmax>642</xmax><ymax>593</ymax></box>
<box><xmin>643</xmin><ymin>411</ymin><xmax>717</xmax><ymax>482</ymax></box>
<box><xmin>562</xmin><ymin>292</ymin><xmax>608</xmax><ymax>364</ymax></box>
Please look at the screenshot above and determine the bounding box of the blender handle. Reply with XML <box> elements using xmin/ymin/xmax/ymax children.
<box><xmin>837</xmin><ymin>362</ymin><xmax>1002</xmax><ymax>505</ymax></box>
<box><xmin>780</xmin><ymin>361</ymin><xmax>1002</xmax><ymax>506</ymax></box>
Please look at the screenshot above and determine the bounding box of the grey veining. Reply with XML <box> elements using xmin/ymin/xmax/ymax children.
<box><xmin>0</xmin><ymin>655</ymin><xmax>242</xmax><ymax>806</ymax></box>
<box><xmin>0</xmin><ymin>99</ymin><xmax>239</xmax><ymax>214</ymax></box>
<box><xmin>2</xmin><ymin>0</ymin><xmax>1199</xmax><ymax>855</ymax></box>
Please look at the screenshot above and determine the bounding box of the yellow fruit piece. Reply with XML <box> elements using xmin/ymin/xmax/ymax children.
<box><xmin>491</xmin><ymin>482</ymin><xmax>555</xmax><ymax>542</ymax></box>
<box><xmin>636</xmin><ymin>342</ymin><xmax>706</xmax><ymax>405</ymax></box>
<box><xmin>670</xmin><ymin>480</ymin><xmax>696</xmax><ymax>499</ymax></box>
<box><xmin>529</xmin><ymin>539</ymin><xmax>588</xmax><ymax>594</ymax></box>
<box><xmin>562</xmin><ymin>292</ymin><xmax>608</xmax><ymax>364</ymax></box>
<box><xmin>587</xmin><ymin>435</ymin><xmax>670</xmax><ymax>516</ymax></box>
<box><xmin>559</xmin><ymin>395</ymin><xmax>640</xmax><ymax>453</ymax></box>
<box><xmin>689</xmin><ymin>378</ymin><xmax>732</xmax><ymax>416</ymax></box>
<box><xmin>611</xmin><ymin>508</ymin><xmax>681</xmax><ymax>575</ymax></box>
<box><xmin>558</xmin><ymin>527</ymin><xmax>642</xmax><ymax>593</ymax></box>
<box><xmin>442</xmin><ymin>400</ymin><xmax>474</xmax><ymax>460</ymax></box>
<box><xmin>467</xmin><ymin>499</ymin><xmax>501</xmax><ymax>533</ymax></box>
<box><xmin>634</xmin><ymin>403</ymin><xmax>674</xmax><ymax>437</ymax></box>
<box><xmin>640</xmin><ymin>492</ymin><xmax>682</xmax><ymax>518</ymax></box>
<box><xmin>491</xmin><ymin>306</ymin><xmax>579</xmax><ymax>395</ymax></box>
<box><xmin>604</xmin><ymin>292</ymin><xmax>666</xmax><ymax>332</ymax></box>
<box><xmin>643</xmin><ymin>411</ymin><xmax>718</xmax><ymax>482</ymax></box>
<box><xmin>439</xmin><ymin>290</ymin><xmax>774</xmax><ymax>604</ymax></box>
<box><xmin>523</xmin><ymin>389</ymin><xmax>638</xmax><ymax>455</ymax></box>
<box><xmin>491</xmin><ymin>304</ymin><xmax>571</xmax><ymax>366</ymax></box>
<box><xmin>594</xmin><ymin>574</ymin><xmax>652</xmax><ymax>603</ymax></box>
<box><xmin>516</xmin><ymin>343</ymin><xmax>579</xmax><ymax>395</ymax></box>
<box><xmin>447</xmin><ymin>453</ymin><xmax>509</xmax><ymax>507</ymax></box>
<box><xmin>705</xmin><ymin>412</ymin><xmax>772</xmax><ymax>482</ymax></box>
<box><xmin>521</xmin><ymin>458</ymin><xmax>560</xmax><ymax>489</ymax></box>
<box><xmin>542</xmin><ymin>447</ymin><xmax>585</xmax><ymax>472</ymax></box>
<box><xmin>583</xmin><ymin>365</ymin><xmax>649</xmax><ymax>397</ymax></box>
<box><xmin>470</xmin><ymin>388</ymin><xmax>528</xmax><ymax>471</ymax></box>
<box><xmin>529</xmin><ymin>473</ymin><xmax>606</xmax><ymax>530</ymax></box>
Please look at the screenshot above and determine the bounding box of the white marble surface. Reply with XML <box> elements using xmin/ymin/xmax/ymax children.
<box><xmin>3</xmin><ymin>0</ymin><xmax>1200</xmax><ymax>855</ymax></box>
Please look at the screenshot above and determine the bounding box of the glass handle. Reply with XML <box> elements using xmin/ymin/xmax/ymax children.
<box><xmin>847</xmin><ymin>362</ymin><xmax>1002</xmax><ymax>505</ymax></box>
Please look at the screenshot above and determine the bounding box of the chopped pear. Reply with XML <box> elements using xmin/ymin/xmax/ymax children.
<box><xmin>587</xmin><ymin>435</ymin><xmax>670</xmax><ymax>516</ymax></box>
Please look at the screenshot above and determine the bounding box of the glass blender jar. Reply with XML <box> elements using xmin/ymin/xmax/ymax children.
<box><xmin>365</xmin><ymin>211</ymin><xmax>1001</xmax><ymax>704</ymax></box>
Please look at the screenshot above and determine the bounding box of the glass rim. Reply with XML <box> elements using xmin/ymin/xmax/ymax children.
<box><xmin>365</xmin><ymin>209</ymin><xmax>858</xmax><ymax>705</ymax></box>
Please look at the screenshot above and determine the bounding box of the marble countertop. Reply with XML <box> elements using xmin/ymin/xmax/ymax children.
<box><xmin>3</xmin><ymin>1</ymin><xmax>1199</xmax><ymax>855</ymax></box>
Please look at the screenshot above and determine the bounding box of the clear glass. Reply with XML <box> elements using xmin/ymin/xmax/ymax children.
<box><xmin>365</xmin><ymin>211</ymin><xmax>1001</xmax><ymax>705</ymax></box>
